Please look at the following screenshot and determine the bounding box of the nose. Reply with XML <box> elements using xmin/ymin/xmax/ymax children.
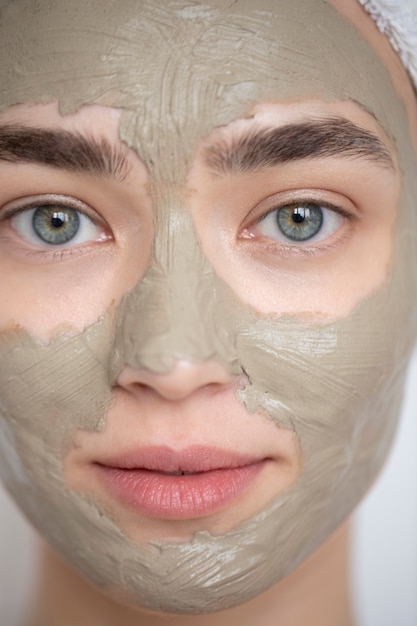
<box><xmin>112</xmin><ymin>208</ymin><xmax>241</xmax><ymax>381</ymax></box>
<box><xmin>116</xmin><ymin>359</ymin><xmax>238</xmax><ymax>401</ymax></box>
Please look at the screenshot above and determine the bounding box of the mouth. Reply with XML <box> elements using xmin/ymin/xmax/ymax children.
<box><xmin>93</xmin><ymin>445</ymin><xmax>267</xmax><ymax>520</ymax></box>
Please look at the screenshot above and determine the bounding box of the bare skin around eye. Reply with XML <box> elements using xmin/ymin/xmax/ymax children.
<box><xmin>188</xmin><ymin>99</ymin><xmax>400</xmax><ymax>319</ymax></box>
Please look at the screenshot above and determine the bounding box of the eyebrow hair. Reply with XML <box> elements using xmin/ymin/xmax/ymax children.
<box><xmin>0</xmin><ymin>125</ymin><xmax>131</xmax><ymax>181</ymax></box>
<box><xmin>205</xmin><ymin>116</ymin><xmax>395</xmax><ymax>175</ymax></box>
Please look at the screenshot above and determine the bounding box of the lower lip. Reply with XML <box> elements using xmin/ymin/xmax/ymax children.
<box><xmin>96</xmin><ymin>462</ymin><xmax>264</xmax><ymax>520</ymax></box>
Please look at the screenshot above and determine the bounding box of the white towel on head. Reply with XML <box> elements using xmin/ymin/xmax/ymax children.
<box><xmin>357</xmin><ymin>0</ymin><xmax>417</xmax><ymax>89</ymax></box>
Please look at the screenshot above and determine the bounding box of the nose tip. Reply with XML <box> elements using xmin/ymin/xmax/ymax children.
<box><xmin>116</xmin><ymin>359</ymin><xmax>238</xmax><ymax>401</ymax></box>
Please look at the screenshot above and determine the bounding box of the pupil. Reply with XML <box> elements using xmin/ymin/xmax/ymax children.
<box><xmin>292</xmin><ymin>208</ymin><xmax>307</xmax><ymax>224</ymax></box>
<box><xmin>51</xmin><ymin>213</ymin><xmax>66</xmax><ymax>229</ymax></box>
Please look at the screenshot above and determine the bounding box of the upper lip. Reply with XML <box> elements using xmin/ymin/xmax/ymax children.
<box><xmin>95</xmin><ymin>445</ymin><xmax>263</xmax><ymax>474</ymax></box>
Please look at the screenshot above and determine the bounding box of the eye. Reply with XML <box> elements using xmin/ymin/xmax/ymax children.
<box><xmin>253</xmin><ymin>201</ymin><xmax>345</xmax><ymax>245</ymax></box>
<box><xmin>8</xmin><ymin>197</ymin><xmax>110</xmax><ymax>248</ymax></box>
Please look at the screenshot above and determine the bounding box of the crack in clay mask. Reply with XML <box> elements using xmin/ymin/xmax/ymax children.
<box><xmin>0</xmin><ymin>0</ymin><xmax>416</xmax><ymax>615</ymax></box>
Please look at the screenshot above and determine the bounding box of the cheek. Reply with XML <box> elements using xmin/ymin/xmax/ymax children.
<box><xmin>0</xmin><ymin>253</ymin><xmax>114</xmax><ymax>336</ymax></box>
<box><xmin>237</xmin><ymin>282</ymin><xmax>409</xmax><ymax>524</ymax></box>
<box><xmin>0</xmin><ymin>316</ymin><xmax>115</xmax><ymax>465</ymax></box>
<box><xmin>193</xmin><ymin>235</ymin><xmax>394</xmax><ymax>319</ymax></box>
<box><xmin>0</xmin><ymin>234</ymin><xmax>152</xmax><ymax>340</ymax></box>
<box><xmin>0</xmin><ymin>316</ymin><xmax>116</xmax><ymax>553</ymax></box>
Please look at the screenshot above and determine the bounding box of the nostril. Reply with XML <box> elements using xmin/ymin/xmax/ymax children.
<box><xmin>116</xmin><ymin>359</ymin><xmax>239</xmax><ymax>401</ymax></box>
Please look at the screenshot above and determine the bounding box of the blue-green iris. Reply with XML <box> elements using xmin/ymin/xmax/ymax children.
<box><xmin>32</xmin><ymin>206</ymin><xmax>80</xmax><ymax>245</ymax></box>
<box><xmin>277</xmin><ymin>203</ymin><xmax>323</xmax><ymax>242</ymax></box>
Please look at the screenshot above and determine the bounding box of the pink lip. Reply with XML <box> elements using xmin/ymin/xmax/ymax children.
<box><xmin>94</xmin><ymin>446</ymin><xmax>265</xmax><ymax>520</ymax></box>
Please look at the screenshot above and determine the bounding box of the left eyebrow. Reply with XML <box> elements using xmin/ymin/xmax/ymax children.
<box><xmin>204</xmin><ymin>116</ymin><xmax>395</xmax><ymax>175</ymax></box>
<box><xmin>0</xmin><ymin>125</ymin><xmax>131</xmax><ymax>181</ymax></box>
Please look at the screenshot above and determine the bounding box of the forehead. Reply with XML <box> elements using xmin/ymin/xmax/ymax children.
<box><xmin>0</xmin><ymin>0</ymin><xmax>400</xmax><ymax>171</ymax></box>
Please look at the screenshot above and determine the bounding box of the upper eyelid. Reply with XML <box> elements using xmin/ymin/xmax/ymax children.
<box><xmin>0</xmin><ymin>194</ymin><xmax>107</xmax><ymax>225</ymax></box>
<box><xmin>257</xmin><ymin>199</ymin><xmax>354</xmax><ymax>223</ymax></box>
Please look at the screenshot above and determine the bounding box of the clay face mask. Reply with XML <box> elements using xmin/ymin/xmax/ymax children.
<box><xmin>0</xmin><ymin>0</ymin><xmax>416</xmax><ymax>615</ymax></box>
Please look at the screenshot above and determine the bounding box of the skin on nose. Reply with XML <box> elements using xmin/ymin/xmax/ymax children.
<box><xmin>116</xmin><ymin>359</ymin><xmax>239</xmax><ymax>401</ymax></box>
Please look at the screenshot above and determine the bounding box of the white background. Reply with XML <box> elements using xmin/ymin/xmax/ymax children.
<box><xmin>1</xmin><ymin>349</ymin><xmax>416</xmax><ymax>625</ymax></box>
<box><xmin>353</xmin><ymin>346</ymin><xmax>417</xmax><ymax>626</ymax></box>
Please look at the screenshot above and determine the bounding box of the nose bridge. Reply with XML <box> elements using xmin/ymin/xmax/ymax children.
<box><xmin>113</xmin><ymin>204</ymin><xmax>240</xmax><ymax>376</ymax></box>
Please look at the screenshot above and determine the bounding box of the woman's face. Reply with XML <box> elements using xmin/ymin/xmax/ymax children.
<box><xmin>0</xmin><ymin>0</ymin><xmax>416</xmax><ymax>615</ymax></box>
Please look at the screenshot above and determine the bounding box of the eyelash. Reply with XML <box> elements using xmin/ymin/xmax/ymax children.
<box><xmin>0</xmin><ymin>194</ymin><xmax>112</xmax><ymax>261</ymax></box>
<box><xmin>240</xmin><ymin>195</ymin><xmax>357</xmax><ymax>257</ymax></box>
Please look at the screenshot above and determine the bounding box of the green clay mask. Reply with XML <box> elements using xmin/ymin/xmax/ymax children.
<box><xmin>0</xmin><ymin>0</ymin><xmax>416</xmax><ymax>615</ymax></box>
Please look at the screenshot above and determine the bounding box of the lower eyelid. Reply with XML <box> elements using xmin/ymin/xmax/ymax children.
<box><xmin>238</xmin><ymin>227</ymin><xmax>352</xmax><ymax>263</ymax></box>
<box><xmin>268</xmin><ymin>235</ymin><xmax>350</xmax><ymax>259</ymax></box>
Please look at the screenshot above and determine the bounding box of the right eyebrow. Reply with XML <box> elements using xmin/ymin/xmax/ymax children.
<box><xmin>0</xmin><ymin>125</ymin><xmax>131</xmax><ymax>181</ymax></box>
<box><xmin>204</xmin><ymin>116</ymin><xmax>395</xmax><ymax>175</ymax></box>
